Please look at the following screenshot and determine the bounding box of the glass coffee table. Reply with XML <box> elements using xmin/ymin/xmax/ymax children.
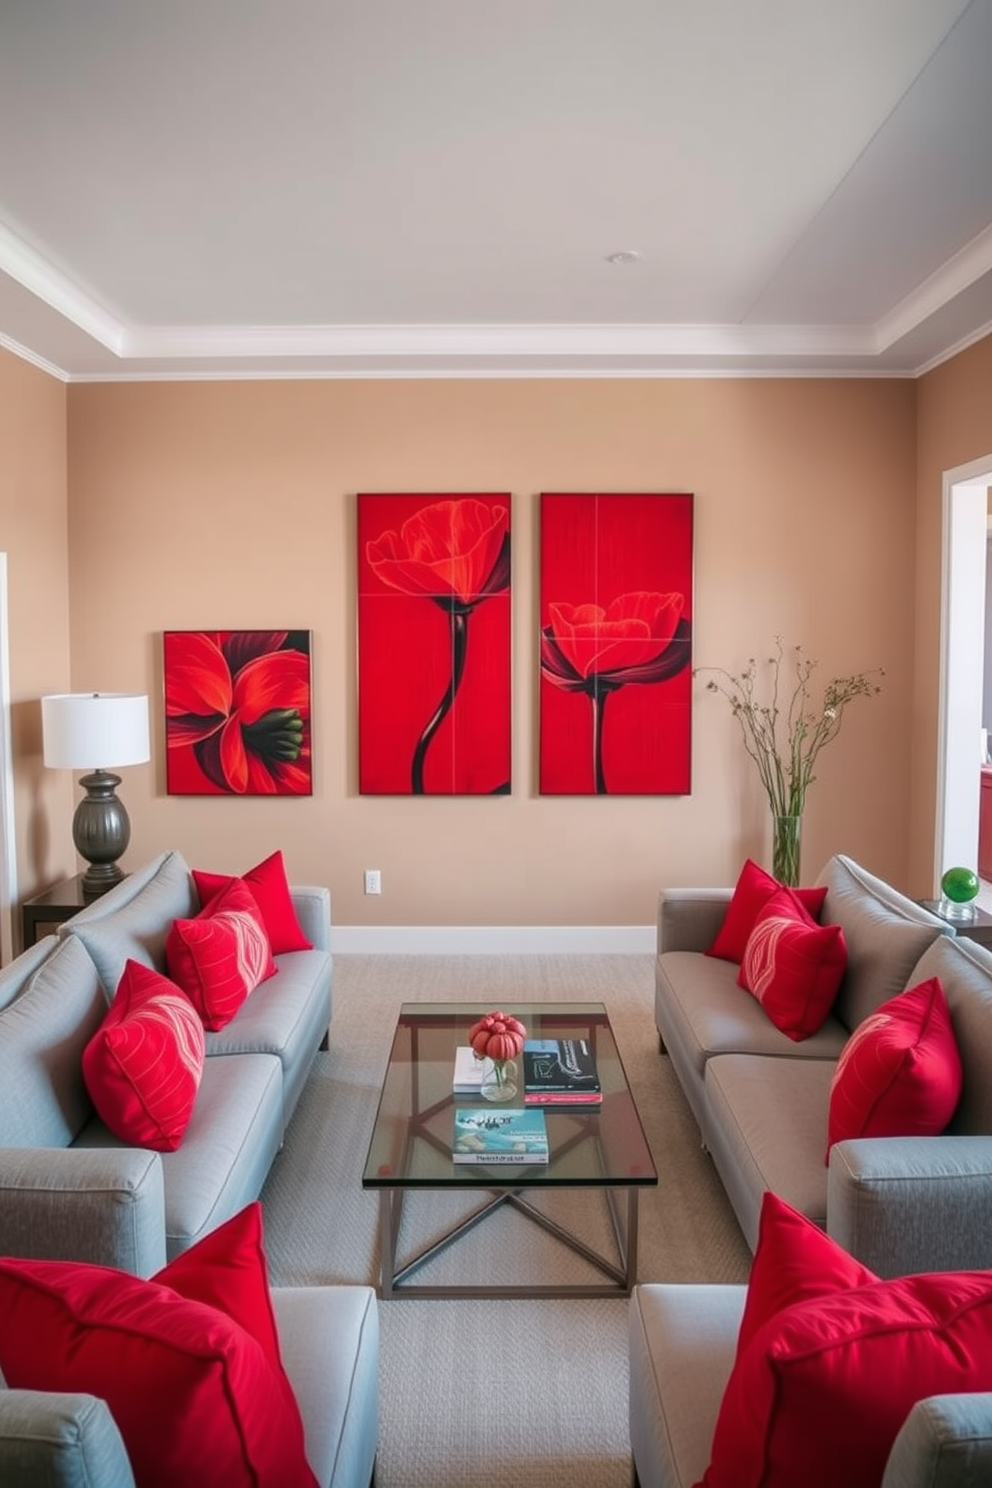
<box><xmin>362</xmin><ymin>1001</ymin><xmax>657</xmax><ymax>1299</ymax></box>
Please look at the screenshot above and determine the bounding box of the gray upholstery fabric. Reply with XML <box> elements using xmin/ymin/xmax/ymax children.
<box><xmin>75</xmin><ymin>1050</ymin><xmax>283</xmax><ymax>1260</ymax></box>
<box><xmin>0</xmin><ymin>934</ymin><xmax>59</xmax><ymax>1013</ymax></box>
<box><xmin>628</xmin><ymin>1284</ymin><xmax>744</xmax><ymax>1488</ymax></box>
<box><xmin>0</xmin><ymin>1146</ymin><xmax>167</xmax><ymax>1276</ymax></box>
<box><xmin>63</xmin><ymin>849</ymin><xmax>197</xmax><ymax>989</ymax></box>
<box><xmin>0</xmin><ymin>1392</ymin><xmax>136</xmax><ymax>1488</ymax></box>
<box><xmin>906</xmin><ymin>934</ymin><xmax>992</xmax><ymax>1135</ymax></box>
<box><xmin>656</xmin><ymin>888</ymin><xmax>733</xmax><ymax>955</ymax></box>
<box><xmin>274</xmin><ymin>1286</ymin><xmax>379</xmax><ymax>1488</ymax></box>
<box><xmin>205</xmin><ymin>949</ymin><xmax>332</xmax><ymax>1127</ymax></box>
<box><xmin>291</xmin><ymin>885</ymin><xmax>333</xmax><ymax>954</ymax></box>
<box><xmin>827</xmin><ymin>1134</ymin><xmax>992</xmax><ymax>1276</ymax></box>
<box><xmin>816</xmin><ymin>854</ymin><xmax>946</xmax><ymax>1031</ymax></box>
<box><xmin>702</xmin><ymin>1054</ymin><xmax>837</xmax><ymax>1246</ymax></box>
<box><xmin>882</xmin><ymin>1394</ymin><xmax>992</xmax><ymax>1488</ymax></box>
<box><xmin>0</xmin><ymin>937</ymin><xmax>106</xmax><ymax>1148</ymax></box>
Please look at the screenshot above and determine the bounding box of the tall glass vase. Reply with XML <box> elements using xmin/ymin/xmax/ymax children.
<box><xmin>772</xmin><ymin>814</ymin><xmax>802</xmax><ymax>887</ymax></box>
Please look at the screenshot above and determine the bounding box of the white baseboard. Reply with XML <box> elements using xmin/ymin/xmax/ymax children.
<box><xmin>330</xmin><ymin>924</ymin><xmax>655</xmax><ymax>954</ymax></box>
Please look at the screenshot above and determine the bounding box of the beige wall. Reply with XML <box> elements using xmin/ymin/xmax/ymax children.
<box><xmin>61</xmin><ymin>374</ymin><xmax>920</xmax><ymax>927</ymax></box>
<box><xmin>0</xmin><ymin>348</ymin><xmax>73</xmax><ymax>914</ymax></box>
<box><xmin>911</xmin><ymin>334</ymin><xmax>992</xmax><ymax>891</ymax></box>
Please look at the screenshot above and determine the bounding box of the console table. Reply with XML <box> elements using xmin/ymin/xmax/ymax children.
<box><xmin>920</xmin><ymin>899</ymin><xmax>992</xmax><ymax>950</ymax></box>
<box><xmin>21</xmin><ymin>873</ymin><xmax>106</xmax><ymax>948</ymax></box>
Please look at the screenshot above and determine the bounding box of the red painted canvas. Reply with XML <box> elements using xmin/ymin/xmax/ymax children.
<box><xmin>539</xmin><ymin>493</ymin><xmax>693</xmax><ymax>795</ymax></box>
<box><xmin>358</xmin><ymin>493</ymin><xmax>511</xmax><ymax>795</ymax></box>
<box><xmin>164</xmin><ymin>630</ymin><xmax>312</xmax><ymax>796</ymax></box>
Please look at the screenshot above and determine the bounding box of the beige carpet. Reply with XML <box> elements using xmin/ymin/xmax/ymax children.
<box><xmin>260</xmin><ymin>954</ymin><xmax>750</xmax><ymax>1488</ymax></box>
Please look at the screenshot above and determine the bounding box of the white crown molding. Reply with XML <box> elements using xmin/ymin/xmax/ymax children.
<box><xmin>0</xmin><ymin>216</ymin><xmax>989</xmax><ymax>379</ymax></box>
<box><xmin>329</xmin><ymin>924</ymin><xmax>655</xmax><ymax>955</ymax></box>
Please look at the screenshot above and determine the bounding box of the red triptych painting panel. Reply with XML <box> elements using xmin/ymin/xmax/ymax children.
<box><xmin>357</xmin><ymin>494</ymin><xmax>512</xmax><ymax>795</ymax></box>
<box><xmin>539</xmin><ymin>493</ymin><xmax>693</xmax><ymax>795</ymax></box>
<box><xmin>164</xmin><ymin>630</ymin><xmax>313</xmax><ymax>796</ymax></box>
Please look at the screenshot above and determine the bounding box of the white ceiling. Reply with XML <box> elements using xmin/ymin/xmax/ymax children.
<box><xmin>1</xmin><ymin>0</ymin><xmax>991</xmax><ymax>381</ymax></box>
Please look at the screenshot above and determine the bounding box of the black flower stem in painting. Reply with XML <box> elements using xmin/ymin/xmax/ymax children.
<box><xmin>411</xmin><ymin>610</ymin><xmax>469</xmax><ymax>794</ymax></box>
<box><xmin>591</xmin><ymin>685</ymin><xmax>609</xmax><ymax>795</ymax></box>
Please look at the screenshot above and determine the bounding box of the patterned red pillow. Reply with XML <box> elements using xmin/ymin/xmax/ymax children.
<box><xmin>737</xmin><ymin>887</ymin><xmax>847</xmax><ymax>1040</ymax></box>
<box><xmin>826</xmin><ymin>976</ymin><xmax>963</xmax><ymax>1159</ymax></box>
<box><xmin>82</xmin><ymin>959</ymin><xmax>205</xmax><ymax>1151</ymax></box>
<box><xmin>165</xmin><ymin>878</ymin><xmax>277</xmax><ymax>1031</ymax></box>
<box><xmin>192</xmin><ymin>850</ymin><xmax>312</xmax><ymax>954</ymax></box>
<box><xmin>707</xmin><ymin>859</ymin><xmax>828</xmax><ymax>962</ymax></box>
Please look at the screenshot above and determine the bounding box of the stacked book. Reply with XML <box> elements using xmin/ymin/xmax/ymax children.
<box><xmin>522</xmin><ymin>1038</ymin><xmax>602</xmax><ymax>1107</ymax></box>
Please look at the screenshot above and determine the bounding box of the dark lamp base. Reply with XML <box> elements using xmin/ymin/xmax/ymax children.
<box><xmin>72</xmin><ymin>770</ymin><xmax>131</xmax><ymax>899</ymax></box>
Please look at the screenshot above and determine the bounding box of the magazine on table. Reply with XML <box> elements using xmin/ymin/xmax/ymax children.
<box><xmin>452</xmin><ymin>1105</ymin><xmax>549</xmax><ymax>1164</ymax></box>
<box><xmin>452</xmin><ymin>1045</ymin><xmax>486</xmax><ymax>1094</ymax></box>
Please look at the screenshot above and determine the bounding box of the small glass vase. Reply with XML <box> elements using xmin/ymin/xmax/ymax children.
<box><xmin>480</xmin><ymin>1057</ymin><xmax>518</xmax><ymax>1103</ymax></box>
<box><xmin>772</xmin><ymin>814</ymin><xmax>802</xmax><ymax>887</ymax></box>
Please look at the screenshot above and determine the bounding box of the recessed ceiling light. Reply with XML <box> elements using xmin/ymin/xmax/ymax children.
<box><xmin>605</xmin><ymin>250</ymin><xmax>641</xmax><ymax>265</ymax></box>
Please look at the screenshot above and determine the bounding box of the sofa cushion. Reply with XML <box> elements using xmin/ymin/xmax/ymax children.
<box><xmin>165</xmin><ymin>879</ymin><xmax>277</xmax><ymax>1031</ymax></box>
<box><xmin>698</xmin><ymin>1210</ymin><xmax>992</xmax><ymax>1487</ymax></box>
<box><xmin>0</xmin><ymin>937</ymin><xmax>106</xmax><ymax>1148</ymax></box>
<box><xmin>815</xmin><ymin>855</ymin><xmax>946</xmax><ymax>1033</ymax></box>
<box><xmin>707</xmin><ymin>858</ymin><xmax>828</xmax><ymax>962</ymax></box>
<box><xmin>737</xmin><ymin>888</ymin><xmax>847</xmax><ymax>1040</ymax></box>
<box><xmin>82</xmin><ymin>960</ymin><xmax>205</xmax><ymax>1152</ymax></box>
<box><xmin>64</xmin><ymin>850</ymin><xmax>198</xmax><ymax>990</ymax></box>
<box><xmin>0</xmin><ymin>1216</ymin><xmax>317</xmax><ymax>1488</ymax></box>
<box><xmin>193</xmin><ymin>850</ymin><xmax>312</xmax><ymax>954</ymax></box>
<box><xmin>736</xmin><ymin>1191</ymin><xmax>877</xmax><ymax>1358</ymax></box>
<box><xmin>826</xmin><ymin>976</ymin><xmax>963</xmax><ymax>1158</ymax></box>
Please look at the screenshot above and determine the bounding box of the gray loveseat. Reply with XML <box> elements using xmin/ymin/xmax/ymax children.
<box><xmin>0</xmin><ymin>850</ymin><xmax>380</xmax><ymax>1487</ymax></box>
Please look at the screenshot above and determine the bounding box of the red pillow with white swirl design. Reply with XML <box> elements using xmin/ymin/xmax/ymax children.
<box><xmin>165</xmin><ymin>878</ymin><xmax>277</xmax><ymax>1031</ymax></box>
<box><xmin>82</xmin><ymin>959</ymin><xmax>206</xmax><ymax>1151</ymax></box>
<box><xmin>737</xmin><ymin>887</ymin><xmax>847</xmax><ymax>1040</ymax></box>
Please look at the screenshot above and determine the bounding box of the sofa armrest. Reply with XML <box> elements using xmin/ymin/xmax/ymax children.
<box><xmin>0</xmin><ymin>1147</ymin><xmax>167</xmax><ymax>1277</ymax></box>
<box><xmin>291</xmin><ymin>885</ymin><xmax>332</xmax><ymax>954</ymax></box>
<box><xmin>0</xmin><ymin>1392</ymin><xmax>136</xmax><ymax>1488</ymax></box>
<box><xmin>882</xmin><ymin>1394</ymin><xmax>992</xmax><ymax>1488</ymax></box>
<box><xmin>657</xmin><ymin>889</ymin><xmax>732</xmax><ymax>954</ymax></box>
<box><xmin>828</xmin><ymin>1135</ymin><xmax>992</xmax><ymax>1276</ymax></box>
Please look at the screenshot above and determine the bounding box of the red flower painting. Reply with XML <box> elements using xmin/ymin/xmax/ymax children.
<box><xmin>358</xmin><ymin>494</ymin><xmax>511</xmax><ymax>795</ymax></box>
<box><xmin>540</xmin><ymin>495</ymin><xmax>693</xmax><ymax>795</ymax></box>
<box><xmin>164</xmin><ymin>630</ymin><xmax>312</xmax><ymax>796</ymax></box>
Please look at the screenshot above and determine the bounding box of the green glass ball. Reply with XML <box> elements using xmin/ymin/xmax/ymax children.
<box><xmin>941</xmin><ymin>866</ymin><xmax>980</xmax><ymax>903</ymax></box>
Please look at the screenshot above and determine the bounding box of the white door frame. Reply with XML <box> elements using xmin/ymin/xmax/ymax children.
<box><xmin>936</xmin><ymin>457</ymin><xmax>992</xmax><ymax>890</ymax></box>
<box><xmin>0</xmin><ymin>555</ymin><xmax>16</xmax><ymax>962</ymax></box>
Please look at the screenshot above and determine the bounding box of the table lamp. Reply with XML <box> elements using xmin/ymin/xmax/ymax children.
<box><xmin>42</xmin><ymin>693</ymin><xmax>150</xmax><ymax>897</ymax></box>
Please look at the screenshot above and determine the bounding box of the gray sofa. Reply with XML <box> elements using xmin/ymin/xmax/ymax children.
<box><xmin>0</xmin><ymin>850</ymin><xmax>380</xmax><ymax>1487</ymax></box>
<box><xmin>654</xmin><ymin>852</ymin><xmax>992</xmax><ymax>1271</ymax></box>
<box><xmin>635</xmin><ymin>852</ymin><xmax>992</xmax><ymax>1487</ymax></box>
<box><xmin>0</xmin><ymin>848</ymin><xmax>334</xmax><ymax>1269</ymax></box>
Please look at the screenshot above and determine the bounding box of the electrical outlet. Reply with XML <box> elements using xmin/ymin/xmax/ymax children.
<box><xmin>364</xmin><ymin>869</ymin><xmax>382</xmax><ymax>895</ymax></box>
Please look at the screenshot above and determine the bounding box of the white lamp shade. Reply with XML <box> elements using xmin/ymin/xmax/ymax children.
<box><xmin>42</xmin><ymin>694</ymin><xmax>150</xmax><ymax>770</ymax></box>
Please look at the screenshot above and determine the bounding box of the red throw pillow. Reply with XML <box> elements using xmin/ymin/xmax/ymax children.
<box><xmin>155</xmin><ymin>1202</ymin><xmax>285</xmax><ymax>1372</ymax></box>
<box><xmin>0</xmin><ymin>1228</ymin><xmax>318</xmax><ymax>1488</ymax></box>
<box><xmin>696</xmin><ymin>1268</ymin><xmax>992</xmax><ymax>1488</ymax></box>
<box><xmin>735</xmin><ymin>1192</ymin><xmax>877</xmax><ymax>1360</ymax></box>
<box><xmin>737</xmin><ymin>887</ymin><xmax>847</xmax><ymax>1040</ymax></box>
<box><xmin>826</xmin><ymin>976</ymin><xmax>963</xmax><ymax>1159</ymax></box>
<box><xmin>81</xmin><ymin>959</ymin><xmax>205</xmax><ymax>1151</ymax></box>
<box><xmin>165</xmin><ymin>878</ymin><xmax>277</xmax><ymax>1030</ymax></box>
<box><xmin>193</xmin><ymin>850</ymin><xmax>312</xmax><ymax>954</ymax></box>
<box><xmin>707</xmin><ymin>859</ymin><xmax>828</xmax><ymax>962</ymax></box>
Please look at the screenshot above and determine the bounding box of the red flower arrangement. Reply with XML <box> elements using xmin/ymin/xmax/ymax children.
<box><xmin>468</xmin><ymin>1010</ymin><xmax>527</xmax><ymax>1100</ymax></box>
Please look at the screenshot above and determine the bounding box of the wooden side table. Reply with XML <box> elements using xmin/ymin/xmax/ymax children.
<box><xmin>21</xmin><ymin>874</ymin><xmax>102</xmax><ymax>948</ymax></box>
<box><xmin>919</xmin><ymin>900</ymin><xmax>992</xmax><ymax>950</ymax></box>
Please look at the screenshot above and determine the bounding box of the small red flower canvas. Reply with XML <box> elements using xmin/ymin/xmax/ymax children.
<box><xmin>357</xmin><ymin>493</ymin><xmax>511</xmax><ymax>795</ymax></box>
<box><xmin>539</xmin><ymin>493</ymin><xmax>693</xmax><ymax>795</ymax></box>
<box><xmin>164</xmin><ymin>630</ymin><xmax>312</xmax><ymax>796</ymax></box>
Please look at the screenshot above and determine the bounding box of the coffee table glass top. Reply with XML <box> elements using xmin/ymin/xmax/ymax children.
<box><xmin>362</xmin><ymin>1001</ymin><xmax>657</xmax><ymax>1190</ymax></box>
